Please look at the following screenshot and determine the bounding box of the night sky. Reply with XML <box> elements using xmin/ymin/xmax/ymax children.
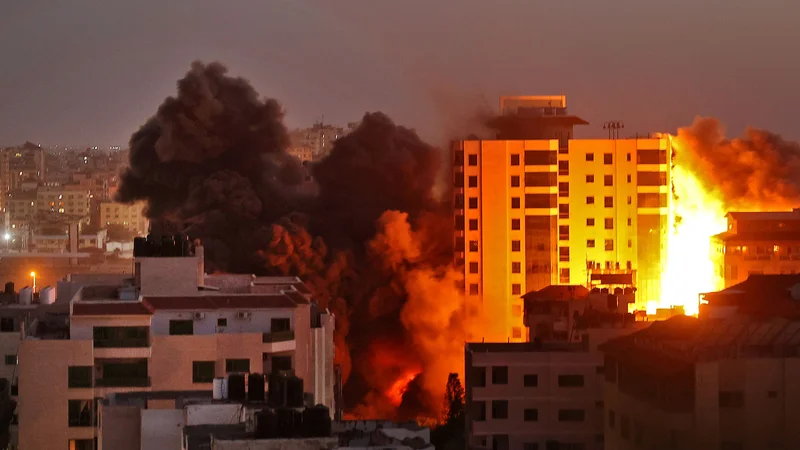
<box><xmin>1</xmin><ymin>0</ymin><xmax>798</xmax><ymax>146</ymax></box>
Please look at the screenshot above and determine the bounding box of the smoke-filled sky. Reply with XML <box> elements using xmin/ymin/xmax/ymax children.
<box><xmin>1</xmin><ymin>0</ymin><xmax>799</xmax><ymax>146</ymax></box>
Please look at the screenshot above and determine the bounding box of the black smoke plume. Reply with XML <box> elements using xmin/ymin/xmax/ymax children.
<box><xmin>117</xmin><ymin>61</ymin><xmax>459</xmax><ymax>418</ymax></box>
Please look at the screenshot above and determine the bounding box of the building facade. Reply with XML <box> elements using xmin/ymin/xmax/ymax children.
<box><xmin>453</xmin><ymin>96</ymin><xmax>670</xmax><ymax>341</ymax></box>
<box><xmin>711</xmin><ymin>211</ymin><xmax>800</xmax><ymax>289</ymax></box>
<box><xmin>99</xmin><ymin>201</ymin><xmax>149</xmax><ymax>236</ymax></box>
<box><xmin>36</xmin><ymin>186</ymin><xmax>91</xmax><ymax>217</ymax></box>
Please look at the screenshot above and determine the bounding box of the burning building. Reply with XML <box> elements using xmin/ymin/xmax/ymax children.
<box><xmin>452</xmin><ymin>95</ymin><xmax>670</xmax><ymax>341</ymax></box>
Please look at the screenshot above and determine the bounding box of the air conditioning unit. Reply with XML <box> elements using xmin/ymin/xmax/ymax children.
<box><xmin>236</xmin><ymin>311</ymin><xmax>251</xmax><ymax>320</ymax></box>
<box><xmin>194</xmin><ymin>312</ymin><xmax>205</xmax><ymax>320</ymax></box>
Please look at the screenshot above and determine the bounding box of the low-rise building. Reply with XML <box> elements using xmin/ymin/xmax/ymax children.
<box><xmin>36</xmin><ymin>186</ymin><xmax>90</xmax><ymax>217</ymax></box>
<box><xmin>99</xmin><ymin>201</ymin><xmax>148</xmax><ymax>236</ymax></box>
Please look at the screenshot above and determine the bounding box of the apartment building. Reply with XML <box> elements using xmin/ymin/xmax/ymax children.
<box><xmin>711</xmin><ymin>211</ymin><xmax>800</xmax><ymax>289</ymax></box>
<box><xmin>5</xmin><ymin>191</ymin><xmax>37</xmax><ymax>229</ymax></box>
<box><xmin>99</xmin><ymin>201</ymin><xmax>149</xmax><ymax>236</ymax></box>
<box><xmin>601</xmin><ymin>313</ymin><xmax>800</xmax><ymax>450</ymax></box>
<box><xmin>453</xmin><ymin>95</ymin><xmax>670</xmax><ymax>340</ymax></box>
<box><xmin>36</xmin><ymin>186</ymin><xmax>91</xmax><ymax>217</ymax></box>
<box><xmin>13</xmin><ymin>240</ymin><xmax>335</xmax><ymax>450</ymax></box>
<box><xmin>0</xmin><ymin>143</ymin><xmax>45</xmax><ymax>195</ymax></box>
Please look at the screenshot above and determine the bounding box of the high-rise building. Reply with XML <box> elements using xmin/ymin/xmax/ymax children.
<box><xmin>452</xmin><ymin>96</ymin><xmax>670</xmax><ymax>341</ymax></box>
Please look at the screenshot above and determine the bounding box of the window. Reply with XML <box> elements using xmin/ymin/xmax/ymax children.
<box><xmin>604</xmin><ymin>218</ymin><xmax>614</xmax><ymax>230</ymax></box>
<box><xmin>473</xmin><ymin>401</ymin><xmax>486</xmax><ymax>421</ymax></box>
<box><xmin>472</xmin><ymin>367</ymin><xmax>487</xmax><ymax>387</ymax></box>
<box><xmin>558</xmin><ymin>204</ymin><xmax>569</xmax><ymax>219</ymax></box>
<box><xmin>586</xmin><ymin>174</ymin><xmax>595</xmax><ymax>183</ymax></box>
<box><xmin>512</xmin><ymin>327</ymin><xmax>522</xmax><ymax>339</ymax></box>
<box><xmin>512</xmin><ymin>240</ymin><xmax>521</xmax><ymax>252</ymax></box>
<box><xmin>558</xmin><ymin>161</ymin><xmax>569</xmax><ymax>175</ymax></box>
<box><xmin>68</xmin><ymin>366</ymin><xmax>92</xmax><ymax>388</ymax></box>
<box><xmin>3</xmin><ymin>355</ymin><xmax>16</xmax><ymax>365</ymax></box>
<box><xmin>558</xmin><ymin>182</ymin><xmax>569</xmax><ymax>197</ymax></box>
<box><xmin>512</xmin><ymin>219</ymin><xmax>520</xmax><ymax>230</ymax></box>
<box><xmin>627</xmin><ymin>195</ymin><xmax>632</xmax><ymax>205</ymax></box>
<box><xmin>69</xmin><ymin>440</ymin><xmax>94</xmax><ymax>450</ymax></box>
<box><xmin>454</xmin><ymin>195</ymin><xmax>464</xmax><ymax>209</ymax></box>
<box><xmin>559</xmin><ymin>247</ymin><xmax>569</xmax><ymax>262</ymax></box>
<box><xmin>217</xmin><ymin>318</ymin><xmax>227</xmax><ymax>327</ymax></box>
<box><xmin>271</xmin><ymin>318</ymin><xmax>291</xmax><ymax>332</ymax></box>
<box><xmin>169</xmin><ymin>320</ymin><xmax>193</xmax><ymax>336</ymax></box>
<box><xmin>523</xmin><ymin>374</ymin><xmax>538</xmax><ymax>387</ymax></box>
<box><xmin>511</xmin><ymin>176</ymin><xmax>520</xmax><ymax>187</ymax></box>
<box><xmin>469</xmin><ymin>240</ymin><xmax>479</xmax><ymax>252</ymax></box>
<box><xmin>524</xmin><ymin>408</ymin><xmax>539</xmax><ymax>421</ymax></box>
<box><xmin>468</xmin><ymin>219</ymin><xmax>478</xmax><ymax>231</ymax></box>
<box><xmin>628</xmin><ymin>239</ymin><xmax>632</xmax><ymax>248</ymax></box>
<box><xmin>558</xmin><ymin>374</ymin><xmax>584</xmax><ymax>387</ymax></box>
<box><xmin>512</xmin><ymin>262</ymin><xmax>521</xmax><ymax>274</ymax></box>
<box><xmin>526</xmin><ymin>193</ymin><xmax>557</xmax><ymax>208</ymax></box>
<box><xmin>627</xmin><ymin>217</ymin><xmax>632</xmax><ymax>226</ymax></box>
<box><xmin>558</xmin><ymin>409</ymin><xmax>585</xmax><ymax>422</ymax></box>
<box><xmin>525</xmin><ymin>172</ymin><xmax>556</xmax><ymax>187</ymax></box>
<box><xmin>608</xmin><ymin>410</ymin><xmax>616</xmax><ymax>429</ymax></box>
<box><xmin>468</xmin><ymin>154</ymin><xmax>478</xmax><ymax>166</ymax></box>
<box><xmin>271</xmin><ymin>355</ymin><xmax>292</xmax><ymax>372</ymax></box>
<box><xmin>637</xmin><ymin>171</ymin><xmax>667</xmax><ymax>186</ymax></box>
<box><xmin>225</xmin><ymin>359</ymin><xmax>250</xmax><ymax>373</ymax></box>
<box><xmin>491</xmin><ymin>366</ymin><xmax>508</xmax><ymax>384</ymax></box>
<box><xmin>586</xmin><ymin>196</ymin><xmax>595</xmax><ymax>205</ymax></box>
<box><xmin>469</xmin><ymin>262</ymin><xmax>479</xmax><ymax>274</ymax></box>
<box><xmin>455</xmin><ymin>216</ymin><xmax>464</xmax><ymax>231</ymax></box>
<box><xmin>604</xmin><ymin>153</ymin><xmax>613</xmax><ymax>165</ymax></box>
<box><xmin>192</xmin><ymin>361</ymin><xmax>215</xmax><ymax>383</ymax></box>
<box><xmin>454</xmin><ymin>172</ymin><xmax>464</xmax><ymax>187</ymax></box>
<box><xmin>454</xmin><ymin>151</ymin><xmax>464</xmax><ymax>166</ymax></box>
<box><xmin>559</xmin><ymin>225</ymin><xmax>569</xmax><ymax>240</ymax></box>
<box><xmin>604</xmin><ymin>174</ymin><xmax>613</xmax><ymax>186</ymax></box>
<box><xmin>585</xmin><ymin>153</ymin><xmax>594</xmax><ymax>161</ymax></box>
<box><xmin>627</xmin><ymin>174</ymin><xmax>632</xmax><ymax>183</ymax></box>
<box><xmin>559</xmin><ymin>268</ymin><xmax>570</xmax><ymax>283</ymax></box>
<box><xmin>524</xmin><ymin>150</ymin><xmax>556</xmax><ymax>165</ymax></box>
<box><xmin>469</xmin><ymin>284</ymin><xmax>479</xmax><ymax>295</ymax></box>
<box><xmin>719</xmin><ymin>391</ymin><xmax>745</xmax><ymax>408</ymax></box>
<box><xmin>626</xmin><ymin>152</ymin><xmax>632</xmax><ymax>162</ymax></box>
<box><xmin>605</xmin><ymin>240</ymin><xmax>614</xmax><ymax>251</ymax></box>
<box><xmin>511</xmin><ymin>284</ymin><xmax>521</xmax><ymax>295</ymax></box>
<box><xmin>68</xmin><ymin>399</ymin><xmax>93</xmax><ymax>427</ymax></box>
<box><xmin>586</xmin><ymin>218</ymin><xmax>595</xmax><ymax>226</ymax></box>
<box><xmin>469</xmin><ymin>197</ymin><xmax>478</xmax><ymax>209</ymax></box>
<box><xmin>511</xmin><ymin>154</ymin><xmax>520</xmax><ymax>166</ymax></box>
<box><xmin>468</xmin><ymin>176</ymin><xmax>478</xmax><ymax>188</ymax></box>
<box><xmin>511</xmin><ymin>197</ymin><xmax>520</xmax><ymax>209</ymax></box>
<box><xmin>604</xmin><ymin>197</ymin><xmax>613</xmax><ymax>208</ymax></box>
<box><xmin>587</xmin><ymin>239</ymin><xmax>596</xmax><ymax>248</ymax></box>
<box><xmin>491</xmin><ymin>400</ymin><xmax>508</xmax><ymax>419</ymax></box>
<box><xmin>637</xmin><ymin>149</ymin><xmax>667</xmax><ymax>164</ymax></box>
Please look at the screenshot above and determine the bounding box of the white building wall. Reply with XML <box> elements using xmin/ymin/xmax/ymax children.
<box><xmin>141</xmin><ymin>409</ymin><xmax>184</xmax><ymax>450</ymax></box>
<box><xmin>150</xmin><ymin>309</ymin><xmax>295</xmax><ymax>336</ymax></box>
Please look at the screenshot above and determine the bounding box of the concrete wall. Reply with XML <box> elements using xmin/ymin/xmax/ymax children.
<box><xmin>99</xmin><ymin>404</ymin><xmax>140</xmax><ymax>450</ymax></box>
<box><xmin>311</xmin><ymin>312</ymin><xmax>335</xmax><ymax>412</ymax></box>
<box><xmin>141</xmin><ymin>408</ymin><xmax>184</xmax><ymax>450</ymax></box>
<box><xmin>150</xmin><ymin>309</ymin><xmax>294</xmax><ymax>336</ymax></box>
<box><xmin>150</xmin><ymin>334</ymin><xmax>218</xmax><ymax>391</ymax></box>
<box><xmin>185</xmin><ymin>403</ymin><xmax>243</xmax><ymax>426</ymax></box>
<box><xmin>137</xmin><ymin>257</ymin><xmax>199</xmax><ymax>296</ymax></box>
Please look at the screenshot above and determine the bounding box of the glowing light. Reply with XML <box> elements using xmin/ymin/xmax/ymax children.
<box><xmin>385</xmin><ymin>370</ymin><xmax>419</xmax><ymax>407</ymax></box>
<box><xmin>30</xmin><ymin>272</ymin><xmax>35</xmax><ymax>277</ymax></box>
<box><xmin>3</xmin><ymin>234</ymin><xmax>9</xmax><ymax>241</ymax></box>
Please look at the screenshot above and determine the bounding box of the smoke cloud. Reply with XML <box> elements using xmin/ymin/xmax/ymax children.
<box><xmin>117</xmin><ymin>61</ymin><xmax>469</xmax><ymax>419</ymax></box>
<box><xmin>674</xmin><ymin>117</ymin><xmax>800</xmax><ymax>208</ymax></box>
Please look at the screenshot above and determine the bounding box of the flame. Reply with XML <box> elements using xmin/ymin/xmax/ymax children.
<box><xmin>386</xmin><ymin>370</ymin><xmax>420</xmax><ymax>406</ymax></box>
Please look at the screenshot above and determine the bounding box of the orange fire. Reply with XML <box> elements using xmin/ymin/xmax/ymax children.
<box><xmin>386</xmin><ymin>370</ymin><xmax>420</xmax><ymax>406</ymax></box>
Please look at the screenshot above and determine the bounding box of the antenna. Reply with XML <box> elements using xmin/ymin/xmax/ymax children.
<box><xmin>603</xmin><ymin>121</ymin><xmax>624</xmax><ymax>139</ymax></box>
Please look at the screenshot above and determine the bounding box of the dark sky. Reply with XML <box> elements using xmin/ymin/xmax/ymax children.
<box><xmin>1</xmin><ymin>0</ymin><xmax>798</xmax><ymax>147</ymax></box>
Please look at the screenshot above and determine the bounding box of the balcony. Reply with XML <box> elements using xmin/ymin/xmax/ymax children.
<box><xmin>93</xmin><ymin>338</ymin><xmax>151</xmax><ymax>358</ymax></box>
<box><xmin>95</xmin><ymin>377</ymin><xmax>151</xmax><ymax>388</ymax></box>
<box><xmin>94</xmin><ymin>338</ymin><xmax>149</xmax><ymax>348</ymax></box>
<box><xmin>262</xmin><ymin>330</ymin><xmax>295</xmax><ymax>353</ymax></box>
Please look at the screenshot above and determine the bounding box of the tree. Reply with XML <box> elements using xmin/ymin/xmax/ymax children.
<box><xmin>432</xmin><ymin>373</ymin><xmax>466</xmax><ymax>450</ymax></box>
<box><xmin>443</xmin><ymin>373</ymin><xmax>465</xmax><ymax>425</ymax></box>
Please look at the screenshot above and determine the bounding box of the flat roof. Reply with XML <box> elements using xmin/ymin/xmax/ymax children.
<box><xmin>466</xmin><ymin>341</ymin><xmax>584</xmax><ymax>353</ymax></box>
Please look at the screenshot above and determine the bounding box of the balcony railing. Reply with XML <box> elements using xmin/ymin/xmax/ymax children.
<box><xmin>263</xmin><ymin>330</ymin><xmax>294</xmax><ymax>343</ymax></box>
<box><xmin>93</xmin><ymin>338</ymin><xmax>149</xmax><ymax>348</ymax></box>
<box><xmin>95</xmin><ymin>377</ymin><xmax>151</xmax><ymax>387</ymax></box>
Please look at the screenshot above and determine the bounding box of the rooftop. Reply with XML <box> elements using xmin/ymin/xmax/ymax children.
<box><xmin>701</xmin><ymin>274</ymin><xmax>800</xmax><ymax>317</ymax></box>
<box><xmin>713</xmin><ymin>230</ymin><xmax>800</xmax><ymax>242</ymax></box>
<box><xmin>727</xmin><ymin>211</ymin><xmax>800</xmax><ymax>222</ymax></box>
<box><xmin>466</xmin><ymin>341</ymin><xmax>585</xmax><ymax>353</ymax></box>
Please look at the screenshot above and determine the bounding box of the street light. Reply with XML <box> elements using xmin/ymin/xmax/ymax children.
<box><xmin>3</xmin><ymin>233</ymin><xmax>9</xmax><ymax>251</ymax></box>
<box><xmin>30</xmin><ymin>272</ymin><xmax>36</xmax><ymax>293</ymax></box>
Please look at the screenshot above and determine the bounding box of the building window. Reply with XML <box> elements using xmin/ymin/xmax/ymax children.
<box><xmin>454</xmin><ymin>194</ymin><xmax>464</xmax><ymax>209</ymax></box>
<box><xmin>604</xmin><ymin>153</ymin><xmax>613</xmax><ymax>165</ymax></box>
<box><xmin>491</xmin><ymin>400</ymin><xmax>508</xmax><ymax>419</ymax></box>
<box><xmin>627</xmin><ymin>174</ymin><xmax>632</xmax><ymax>183</ymax></box>
<box><xmin>586</xmin><ymin>174</ymin><xmax>595</xmax><ymax>183</ymax></box>
<box><xmin>559</xmin><ymin>225</ymin><xmax>569</xmax><ymax>240</ymax></box>
<box><xmin>468</xmin><ymin>154</ymin><xmax>478</xmax><ymax>166</ymax></box>
<box><xmin>586</xmin><ymin>196</ymin><xmax>595</xmax><ymax>205</ymax></box>
<box><xmin>512</xmin><ymin>327</ymin><xmax>522</xmax><ymax>339</ymax></box>
<box><xmin>559</xmin><ymin>268</ymin><xmax>570</xmax><ymax>283</ymax></box>
<box><xmin>169</xmin><ymin>320</ymin><xmax>194</xmax><ymax>336</ymax></box>
<box><xmin>587</xmin><ymin>239</ymin><xmax>596</xmax><ymax>248</ymax></box>
<box><xmin>454</xmin><ymin>151</ymin><xmax>465</xmax><ymax>166</ymax></box>
<box><xmin>523</xmin><ymin>374</ymin><xmax>538</xmax><ymax>387</ymax></box>
<box><xmin>68</xmin><ymin>399</ymin><xmax>93</xmax><ymax>427</ymax></box>
<box><xmin>511</xmin><ymin>197</ymin><xmax>521</xmax><ymax>209</ymax></box>
<box><xmin>469</xmin><ymin>197</ymin><xmax>478</xmax><ymax>209</ymax></box>
<box><xmin>3</xmin><ymin>355</ymin><xmax>16</xmax><ymax>365</ymax></box>
<box><xmin>469</xmin><ymin>219</ymin><xmax>478</xmax><ymax>231</ymax></box>
<box><xmin>69</xmin><ymin>440</ymin><xmax>94</xmax><ymax>450</ymax></box>
<box><xmin>217</xmin><ymin>318</ymin><xmax>227</xmax><ymax>327</ymax></box>
<box><xmin>512</xmin><ymin>219</ymin><xmax>520</xmax><ymax>230</ymax></box>
<box><xmin>558</xmin><ymin>204</ymin><xmax>569</xmax><ymax>219</ymax></box>
<box><xmin>586</xmin><ymin>218</ymin><xmax>595</xmax><ymax>226</ymax></box>
<box><xmin>627</xmin><ymin>195</ymin><xmax>632</xmax><ymax>205</ymax></box>
<box><xmin>719</xmin><ymin>391</ymin><xmax>745</xmax><ymax>408</ymax></box>
<box><xmin>512</xmin><ymin>240</ymin><xmax>521</xmax><ymax>252</ymax></box>
<box><xmin>512</xmin><ymin>262</ymin><xmax>521</xmax><ymax>274</ymax></box>
<box><xmin>628</xmin><ymin>239</ymin><xmax>632</xmax><ymax>248</ymax></box>
<box><xmin>604</xmin><ymin>218</ymin><xmax>614</xmax><ymax>230</ymax></box>
<box><xmin>454</xmin><ymin>172</ymin><xmax>464</xmax><ymax>187</ymax></box>
<box><xmin>627</xmin><ymin>217</ymin><xmax>632</xmax><ymax>226</ymax></box>
<box><xmin>455</xmin><ymin>216</ymin><xmax>464</xmax><ymax>231</ymax></box>
<box><xmin>558</xmin><ymin>161</ymin><xmax>569</xmax><ymax>175</ymax></box>
<box><xmin>604</xmin><ymin>197</ymin><xmax>613</xmax><ymax>208</ymax></box>
<box><xmin>558</xmin><ymin>182</ymin><xmax>569</xmax><ymax>197</ymax></box>
<box><xmin>225</xmin><ymin>359</ymin><xmax>250</xmax><ymax>373</ymax></box>
<box><xmin>472</xmin><ymin>367</ymin><xmax>487</xmax><ymax>387</ymax></box>
<box><xmin>469</xmin><ymin>262</ymin><xmax>479</xmax><ymax>274</ymax></box>
<box><xmin>511</xmin><ymin>176</ymin><xmax>520</xmax><ymax>187</ymax></box>
<box><xmin>473</xmin><ymin>401</ymin><xmax>486</xmax><ymax>421</ymax></box>
<box><xmin>511</xmin><ymin>284</ymin><xmax>521</xmax><ymax>295</ymax></box>
<box><xmin>558</xmin><ymin>374</ymin><xmax>584</xmax><ymax>387</ymax></box>
<box><xmin>68</xmin><ymin>366</ymin><xmax>92</xmax><ymax>388</ymax></box>
<box><xmin>491</xmin><ymin>366</ymin><xmax>508</xmax><ymax>385</ymax></box>
<box><xmin>469</xmin><ymin>240</ymin><xmax>479</xmax><ymax>252</ymax></box>
<box><xmin>585</xmin><ymin>153</ymin><xmax>594</xmax><ymax>162</ymax></box>
<box><xmin>511</xmin><ymin>154</ymin><xmax>520</xmax><ymax>166</ymax></box>
<box><xmin>558</xmin><ymin>409</ymin><xmax>585</xmax><ymax>422</ymax></box>
<box><xmin>608</xmin><ymin>410</ymin><xmax>616</xmax><ymax>429</ymax></box>
<box><xmin>469</xmin><ymin>284</ymin><xmax>479</xmax><ymax>295</ymax></box>
<box><xmin>604</xmin><ymin>175</ymin><xmax>613</xmax><ymax>186</ymax></box>
<box><xmin>559</xmin><ymin>247</ymin><xmax>569</xmax><ymax>262</ymax></box>
<box><xmin>605</xmin><ymin>240</ymin><xmax>614</xmax><ymax>251</ymax></box>
<box><xmin>192</xmin><ymin>361</ymin><xmax>215</xmax><ymax>383</ymax></box>
<box><xmin>524</xmin><ymin>408</ymin><xmax>539</xmax><ymax>421</ymax></box>
<box><xmin>468</xmin><ymin>176</ymin><xmax>478</xmax><ymax>188</ymax></box>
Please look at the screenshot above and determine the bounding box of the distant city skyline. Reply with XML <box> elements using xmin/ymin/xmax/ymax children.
<box><xmin>1</xmin><ymin>0</ymin><xmax>798</xmax><ymax>147</ymax></box>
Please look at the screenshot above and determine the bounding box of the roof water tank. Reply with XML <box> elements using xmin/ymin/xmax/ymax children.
<box><xmin>39</xmin><ymin>286</ymin><xmax>55</xmax><ymax>305</ymax></box>
<box><xmin>213</xmin><ymin>378</ymin><xmax>225</xmax><ymax>400</ymax></box>
<box><xmin>221</xmin><ymin>377</ymin><xmax>229</xmax><ymax>400</ymax></box>
<box><xmin>19</xmin><ymin>287</ymin><xmax>32</xmax><ymax>305</ymax></box>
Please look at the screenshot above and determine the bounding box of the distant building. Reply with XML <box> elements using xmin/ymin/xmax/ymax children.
<box><xmin>30</xmin><ymin>229</ymin><xmax>106</xmax><ymax>253</ymax></box>
<box><xmin>700</xmin><ymin>273</ymin><xmax>800</xmax><ymax>319</ymax></box>
<box><xmin>36</xmin><ymin>186</ymin><xmax>90</xmax><ymax>217</ymax></box>
<box><xmin>289</xmin><ymin>122</ymin><xmax>355</xmax><ymax>160</ymax></box>
<box><xmin>0</xmin><ymin>142</ymin><xmax>45</xmax><ymax>195</ymax></box>
<box><xmin>100</xmin><ymin>201</ymin><xmax>149</xmax><ymax>236</ymax></box>
<box><xmin>711</xmin><ymin>211</ymin><xmax>800</xmax><ymax>289</ymax></box>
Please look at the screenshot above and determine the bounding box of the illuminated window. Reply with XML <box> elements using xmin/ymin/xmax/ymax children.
<box><xmin>585</xmin><ymin>153</ymin><xmax>594</xmax><ymax>162</ymax></box>
<box><xmin>559</xmin><ymin>268</ymin><xmax>570</xmax><ymax>283</ymax></box>
<box><xmin>587</xmin><ymin>239</ymin><xmax>596</xmax><ymax>248</ymax></box>
<box><xmin>558</xmin><ymin>161</ymin><xmax>569</xmax><ymax>176</ymax></box>
<box><xmin>511</xmin><ymin>176</ymin><xmax>520</xmax><ymax>187</ymax></box>
<box><xmin>559</xmin><ymin>247</ymin><xmax>569</xmax><ymax>262</ymax></box>
<box><xmin>558</xmin><ymin>204</ymin><xmax>569</xmax><ymax>219</ymax></box>
<box><xmin>558</xmin><ymin>182</ymin><xmax>569</xmax><ymax>197</ymax></box>
<box><xmin>604</xmin><ymin>154</ymin><xmax>613</xmax><ymax>165</ymax></box>
<box><xmin>586</xmin><ymin>218</ymin><xmax>595</xmax><ymax>226</ymax></box>
<box><xmin>604</xmin><ymin>197</ymin><xmax>613</xmax><ymax>208</ymax></box>
<box><xmin>559</xmin><ymin>225</ymin><xmax>569</xmax><ymax>240</ymax></box>
<box><xmin>586</xmin><ymin>174</ymin><xmax>594</xmax><ymax>183</ymax></box>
